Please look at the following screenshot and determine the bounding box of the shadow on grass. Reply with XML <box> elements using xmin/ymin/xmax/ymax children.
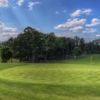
<box><xmin>0</xmin><ymin>78</ymin><xmax>100</xmax><ymax>98</ymax></box>
<box><xmin>0</xmin><ymin>63</ymin><xmax>31</xmax><ymax>71</ymax></box>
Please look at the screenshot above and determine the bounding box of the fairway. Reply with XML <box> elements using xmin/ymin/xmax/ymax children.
<box><xmin>0</xmin><ymin>54</ymin><xmax>100</xmax><ymax>100</ymax></box>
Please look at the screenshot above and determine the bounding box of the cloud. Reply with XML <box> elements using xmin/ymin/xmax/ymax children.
<box><xmin>0</xmin><ymin>0</ymin><xmax>8</xmax><ymax>7</ymax></box>
<box><xmin>85</xmin><ymin>18</ymin><xmax>100</xmax><ymax>27</ymax></box>
<box><xmin>3</xmin><ymin>27</ymin><xmax>17</xmax><ymax>32</ymax></box>
<box><xmin>0</xmin><ymin>21</ymin><xmax>18</xmax><ymax>41</ymax></box>
<box><xmin>55</xmin><ymin>11</ymin><xmax>59</xmax><ymax>14</ymax></box>
<box><xmin>54</xmin><ymin>18</ymin><xmax>86</xmax><ymax>30</ymax></box>
<box><xmin>0</xmin><ymin>22</ymin><xmax>4</xmax><ymax>29</ymax></box>
<box><xmin>35</xmin><ymin>28</ymin><xmax>40</xmax><ymax>31</ymax></box>
<box><xmin>0</xmin><ymin>35</ymin><xmax>9</xmax><ymax>41</ymax></box>
<box><xmin>55</xmin><ymin>32</ymin><xmax>84</xmax><ymax>38</ymax></box>
<box><xmin>0</xmin><ymin>21</ymin><xmax>17</xmax><ymax>32</ymax></box>
<box><xmin>69</xmin><ymin>26</ymin><xmax>83</xmax><ymax>32</ymax></box>
<box><xmin>32</xmin><ymin>27</ymin><xmax>40</xmax><ymax>31</ymax></box>
<box><xmin>0</xmin><ymin>32</ymin><xmax>19</xmax><ymax>41</ymax></box>
<box><xmin>96</xmin><ymin>35</ymin><xmax>100</xmax><ymax>37</ymax></box>
<box><xmin>28</xmin><ymin>2</ymin><xmax>41</xmax><ymax>10</ymax></box>
<box><xmin>71</xmin><ymin>9</ymin><xmax>92</xmax><ymax>17</ymax></box>
<box><xmin>0</xmin><ymin>32</ymin><xmax>19</xmax><ymax>36</ymax></box>
<box><xmin>17</xmin><ymin>0</ymin><xmax>24</xmax><ymax>6</ymax></box>
<box><xmin>82</xmin><ymin>28</ymin><xmax>97</xmax><ymax>33</ymax></box>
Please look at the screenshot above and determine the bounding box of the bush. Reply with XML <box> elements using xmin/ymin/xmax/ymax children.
<box><xmin>1</xmin><ymin>46</ymin><xmax>12</xmax><ymax>63</ymax></box>
<box><xmin>73</xmin><ymin>47</ymin><xmax>82</xmax><ymax>57</ymax></box>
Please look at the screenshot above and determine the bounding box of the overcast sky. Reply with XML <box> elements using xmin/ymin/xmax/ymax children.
<box><xmin>0</xmin><ymin>0</ymin><xmax>100</xmax><ymax>42</ymax></box>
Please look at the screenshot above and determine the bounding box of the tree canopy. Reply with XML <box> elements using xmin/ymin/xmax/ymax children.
<box><xmin>73</xmin><ymin>47</ymin><xmax>82</xmax><ymax>57</ymax></box>
<box><xmin>1</xmin><ymin>26</ymin><xmax>100</xmax><ymax>63</ymax></box>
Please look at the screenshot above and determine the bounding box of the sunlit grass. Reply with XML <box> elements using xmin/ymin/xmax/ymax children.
<box><xmin>0</xmin><ymin>54</ymin><xmax>99</xmax><ymax>99</ymax></box>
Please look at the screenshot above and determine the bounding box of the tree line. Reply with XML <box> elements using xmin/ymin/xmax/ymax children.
<box><xmin>1</xmin><ymin>26</ymin><xmax>100</xmax><ymax>63</ymax></box>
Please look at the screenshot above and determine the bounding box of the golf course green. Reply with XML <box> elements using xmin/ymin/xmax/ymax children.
<box><xmin>0</xmin><ymin>54</ymin><xmax>100</xmax><ymax>100</ymax></box>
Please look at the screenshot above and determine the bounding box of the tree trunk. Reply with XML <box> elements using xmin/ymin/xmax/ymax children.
<box><xmin>11</xmin><ymin>57</ymin><xmax>12</xmax><ymax>63</ymax></box>
<box><xmin>63</xmin><ymin>47</ymin><xmax>64</xmax><ymax>59</ymax></box>
<box><xmin>33</xmin><ymin>53</ymin><xmax>37</xmax><ymax>63</ymax></box>
<box><xmin>32</xmin><ymin>53</ymin><xmax>34</xmax><ymax>63</ymax></box>
<box><xmin>37</xmin><ymin>54</ymin><xmax>38</xmax><ymax>62</ymax></box>
<box><xmin>45</xmin><ymin>51</ymin><xmax>47</xmax><ymax>62</ymax></box>
<box><xmin>28</xmin><ymin>55</ymin><xmax>31</xmax><ymax>63</ymax></box>
<box><xmin>20</xmin><ymin>57</ymin><xmax>22</xmax><ymax>63</ymax></box>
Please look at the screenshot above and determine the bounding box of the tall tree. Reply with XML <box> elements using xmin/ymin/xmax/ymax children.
<box><xmin>23</xmin><ymin>27</ymin><xmax>43</xmax><ymax>62</ymax></box>
<box><xmin>74</xmin><ymin>36</ymin><xmax>80</xmax><ymax>46</ymax></box>
<box><xmin>80</xmin><ymin>38</ymin><xmax>85</xmax><ymax>52</ymax></box>
<box><xmin>58</xmin><ymin>37</ymin><xmax>68</xmax><ymax>59</ymax></box>
<box><xmin>44</xmin><ymin>32</ymin><xmax>56</xmax><ymax>61</ymax></box>
<box><xmin>12</xmin><ymin>33</ymin><xmax>26</xmax><ymax>63</ymax></box>
<box><xmin>67</xmin><ymin>38</ymin><xmax>75</xmax><ymax>55</ymax></box>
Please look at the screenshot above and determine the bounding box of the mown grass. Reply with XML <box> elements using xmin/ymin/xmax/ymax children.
<box><xmin>0</xmin><ymin>54</ymin><xmax>100</xmax><ymax>99</ymax></box>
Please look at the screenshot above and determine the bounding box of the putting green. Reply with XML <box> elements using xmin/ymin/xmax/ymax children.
<box><xmin>0</xmin><ymin>63</ymin><xmax>99</xmax><ymax>84</ymax></box>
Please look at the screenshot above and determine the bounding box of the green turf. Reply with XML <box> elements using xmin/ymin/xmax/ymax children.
<box><xmin>0</xmin><ymin>54</ymin><xmax>100</xmax><ymax>100</ymax></box>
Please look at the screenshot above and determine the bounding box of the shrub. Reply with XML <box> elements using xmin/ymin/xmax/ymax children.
<box><xmin>1</xmin><ymin>46</ymin><xmax>12</xmax><ymax>63</ymax></box>
<box><xmin>73</xmin><ymin>47</ymin><xmax>82</xmax><ymax>57</ymax></box>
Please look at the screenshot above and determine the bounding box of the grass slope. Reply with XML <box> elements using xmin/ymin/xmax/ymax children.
<box><xmin>0</xmin><ymin>54</ymin><xmax>100</xmax><ymax>99</ymax></box>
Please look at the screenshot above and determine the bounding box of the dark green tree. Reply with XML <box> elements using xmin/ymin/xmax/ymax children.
<box><xmin>74</xmin><ymin>36</ymin><xmax>80</xmax><ymax>46</ymax></box>
<box><xmin>67</xmin><ymin>38</ymin><xmax>75</xmax><ymax>55</ymax></box>
<box><xmin>58</xmin><ymin>37</ymin><xmax>68</xmax><ymax>59</ymax></box>
<box><xmin>1</xmin><ymin>46</ymin><xmax>12</xmax><ymax>63</ymax></box>
<box><xmin>80</xmin><ymin>38</ymin><xmax>85</xmax><ymax>52</ymax></box>
<box><xmin>23</xmin><ymin>27</ymin><xmax>43</xmax><ymax>62</ymax></box>
<box><xmin>12</xmin><ymin>33</ymin><xmax>26</xmax><ymax>63</ymax></box>
<box><xmin>44</xmin><ymin>32</ymin><xmax>56</xmax><ymax>61</ymax></box>
<box><xmin>73</xmin><ymin>47</ymin><xmax>82</xmax><ymax>57</ymax></box>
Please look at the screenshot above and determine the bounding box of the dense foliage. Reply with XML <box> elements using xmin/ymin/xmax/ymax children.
<box><xmin>1</xmin><ymin>46</ymin><xmax>12</xmax><ymax>63</ymax></box>
<box><xmin>73</xmin><ymin>47</ymin><xmax>82</xmax><ymax>57</ymax></box>
<box><xmin>1</xmin><ymin>26</ymin><xmax>100</xmax><ymax>62</ymax></box>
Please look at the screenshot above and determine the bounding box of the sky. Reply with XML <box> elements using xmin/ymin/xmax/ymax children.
<box><xmin>0</xmin><ymin>0</ymin><xmax>100</xmax><ymax>42</ymax></box>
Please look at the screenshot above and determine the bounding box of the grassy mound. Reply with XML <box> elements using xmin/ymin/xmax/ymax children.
<box><xmin>0</xmin><ymin>54</ymin><xmax>99</xmax><ymax>100</ymax></box>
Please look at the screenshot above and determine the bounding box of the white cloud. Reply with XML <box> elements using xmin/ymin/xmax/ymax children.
<box><xmin>83</xmin><ymin>9</ymin><xmax>92</xmax><ymax>14</ymax></box>
<box><xmin>35</xmin><ymin>28</ymin><xmax>40</xmax><ymax>31</ymax></box>
<box><xmin>0</xmin><ymin>32</ymin><xmax>19</xmax><ymax>41</ymax></box>
<box><xmin>17</xmin><ymin>0</ymin><xmax>24</xmax><ymax>6</ymax></box>
<box><xmin>85</xmin><ymin>18</ymin><xmax>100</xmax><ymax>27</ymax></box>
<box><xmin>55</xmin><ymin>11</ymin><xmax>59</xmax><ymax>14</ymax></box>
<box><xmin>32</xmin><ymin>27</ymin><xmax>40</xmax><ymax>31</ymax></box>
<box><xmin>71</xmin><ymin>10</ymin><xmax>82</xmax><ymax>17</ymax></box>
<box><xmin>3</xmin><ymin>27</ymin><xmax>17</xmax><ymax>32</ymax></box>
<box><xmin>54</xmin><ymin>18</ymin><xmax>86</xmax><ymax>30</ymax></box>
<box><xmin>55</xmin><ymin>32</ymin><xmax>84</xmax><ymax>38</ymax></box>
<box><xmin>28</xmin><ymin>2</ymin><xmax>41</xmax><ymax>10</ymax></box>
<box><xmin>71</xmin><ymin>9</ymin><xmax>92</xmax><ymax>17</ymax></box>
<box><xmin>0</xmin><ymin>35</ymin><xmax>9</xmax><ymax>41</ymax></box>
<box><xmin>0</xmin><ymin>0</ymin><xmax>8</xmax><ymax>7</ymax></box>
<box><xmin>0</xmin><ymin>22</ymin><xmax>4</xmax><ymax>29</ymax></box>
<box><xmin>82</xmin><ymin>28</ymin><xmax>97</xmax><ymax>33</ymax></box>
<box><xmin>0</xmin><ymin>21</ymin><xmax>18</xmax><ymax>42</ymax></box>
<box><xmin>0</xmin><ymin>21</ymin><xmax>17</xmax><ymax>32</ymax></box>
<box><xmin>1</xmin><ymin>32</ymin><xmax>19</xmax><ymax>36</ymax></box>
<box><xmin>96</xmin><ymin>35</ymin><xmax>100</xmax><ymax>37</ymax></box>
<box><xmin>69</xmin><ymin>26</ymin><xmax>83</xmax><ymax>32</ymax></box>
